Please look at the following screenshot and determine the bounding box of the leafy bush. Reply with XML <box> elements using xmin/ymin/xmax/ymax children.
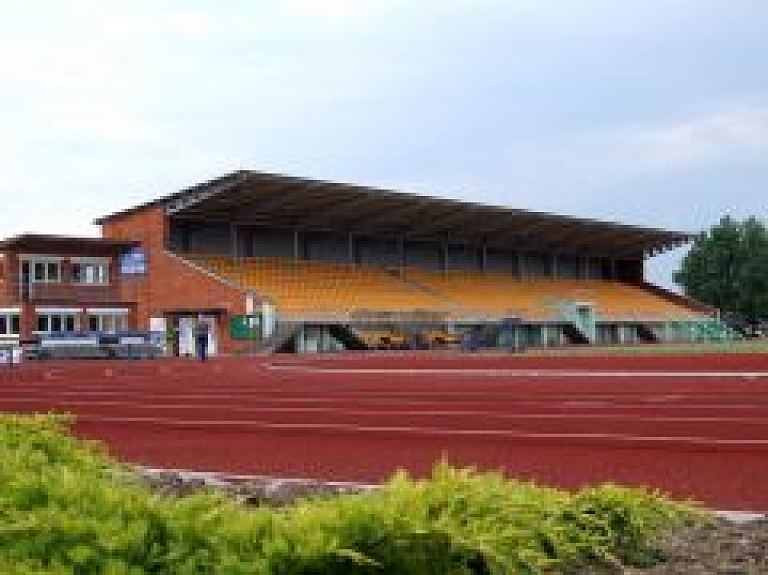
<box><xmin>0</xmin><ymin>414</ymin><xmax>703</xmax><ymax>574</ymax></box>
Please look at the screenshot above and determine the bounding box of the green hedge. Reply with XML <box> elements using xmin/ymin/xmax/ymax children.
<box><xmin>0</xmin><ymin>414</ymin><xmax>703</xmax><ymax>574</ymax></box>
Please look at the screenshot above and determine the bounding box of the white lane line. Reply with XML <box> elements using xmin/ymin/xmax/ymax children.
<box><xmin>77</xmin><ymin>414</ymin><xmax>768</xmax><ymax>446</ymax></box>
<box><xmin>3</xmin><ymin>393</ymin><xmax>768</xmax><ymax>411</ymax></box>
<box><xmin>5</xmin><ymin>397</ymin><xmax>768</xmax><ymax>424</ymax></box>
<box><xmin>265</xmin><ymin>364</ymin><xmax>768</xmax><ymax>378</ymax></box>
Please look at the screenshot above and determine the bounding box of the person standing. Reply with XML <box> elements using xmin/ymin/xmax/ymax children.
<box><xmin>194</xmin><ymin>314</ymin><xmax>210</xmax><ymax>361</ymax></box>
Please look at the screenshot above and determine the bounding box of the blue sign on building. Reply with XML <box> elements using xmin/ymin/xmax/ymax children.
<box><xmin>120</xmin><ymin>247</ymin><xmax>148</xmax><ymax>276</ymax></box>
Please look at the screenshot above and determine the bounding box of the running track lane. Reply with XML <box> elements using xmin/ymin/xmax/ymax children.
<box><xmin>2</xmin><ymin>352</ymin><xmax>768</xmax><ymax>511</ymax></box>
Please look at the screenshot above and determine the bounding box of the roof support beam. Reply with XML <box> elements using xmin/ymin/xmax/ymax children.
<box><xmin>166</xmin><ymin>179</ymin><xmax>240</xmax><ymax>215</ymax></box>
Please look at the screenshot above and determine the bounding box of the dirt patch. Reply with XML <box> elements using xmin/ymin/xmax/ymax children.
<box><xmin>626</xmin><ymin>518</ymin><xmax>768</xmax><ymax>574</ymax></box>
<box><xmin>132</xmin><ymin>468</ymin><xmax>373</xmax><ymax>506</ymax></box>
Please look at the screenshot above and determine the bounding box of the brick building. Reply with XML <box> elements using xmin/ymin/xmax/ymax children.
<box><xmin>0</xmin><ymin>235</ymin><xmax>139</xmax><ymax>346</ymax></box>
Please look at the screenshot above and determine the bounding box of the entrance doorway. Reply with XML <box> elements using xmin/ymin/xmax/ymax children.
<box><xmin>169</xmin><ymin>314</ymin><xmax>218</xmax><ymax>357</ymax></box>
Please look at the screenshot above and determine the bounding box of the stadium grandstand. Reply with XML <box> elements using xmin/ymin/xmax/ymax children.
<box><xmin>1</xmin><ymin>170</ymin><xmax>734</xmax><ymax>356</ymax></box>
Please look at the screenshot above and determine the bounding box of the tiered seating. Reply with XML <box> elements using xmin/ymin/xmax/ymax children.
<box><xmin>406</xmin><ymin>269</ymin><xmax>557</xmax><ymax>319</ymax></box>
<box><xmin>564</xmin><ymin>280</ymin><xmax>701</xmax><ymax>320</ymax></box>
<box><xmin>407</xmin><ymin>269</ymin><xmax>702</xmax><ymax>321</ymax></box>
<box><xmin>190</xmin><ymin>255</ymin><xmax>702</xmax><ymax>322</ymax></box>
<box><xmin>194</xmin><ymin>256</ymin><xmax>449</xmax><ymax>317</ymax></box>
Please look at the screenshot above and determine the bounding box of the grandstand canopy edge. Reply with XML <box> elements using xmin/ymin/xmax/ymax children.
<box><xmin>96</xmin><ymin>171</ymin><xmax>691</xmax><ymax>260</ymax></box>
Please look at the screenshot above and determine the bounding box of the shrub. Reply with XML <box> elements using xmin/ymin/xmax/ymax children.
<box><xmin>0</xmin><ymin>415</ymin><xmax>703</xmax><ymax>573</ymax></box>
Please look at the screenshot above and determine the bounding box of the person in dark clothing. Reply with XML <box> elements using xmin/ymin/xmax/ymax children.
<box><xmin>194</xmin><ymin>315</ymin><xmax>210</xmax><ymax>361</ymax></box>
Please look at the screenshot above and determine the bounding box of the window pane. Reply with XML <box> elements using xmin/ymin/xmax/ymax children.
<box><xmin>51</xmin><ymin>315</ymin><xmax>62</xmax><ymax>332</ymax></box>
<box><xmin>34</xmin><ymin>262</ymin><xmax>45</xmax><ymax>281</ymax></box>
<box><xmin>88</xmin><ymin>316</ymin><xmax>100</xmax><ymax>332</ymax></box>
<box><xmin>11</xmin><ymin>315</ymin><xmax>19</xmax><ymax>335</ymax></box>
<box><xmin>72</xmin><ymin>263</ymin><xmax>82</xmax><ymax>282</ymax></box>
<box><xmin>47</xmin><ymin>262</ymin><xmax>59</xmax><ymax>282</ymax></box>
<box><xmin>37</xmin><ymin>315</ymin><xmax>48</xmax><ymax>332</ymax></box>
<box><xmin>0</xmin><ymin>316</ymin><xmax>6</xmax><ymax>335</ymax></box>
<box><xmin>64</xmin><ymin>315</ymin><xmax>76</xmax><ymax>332</ymax></box>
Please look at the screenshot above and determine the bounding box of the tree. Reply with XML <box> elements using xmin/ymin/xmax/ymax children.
<box><xmin>674</xmin><ymin>215</ymin><xmax>768</xmax><ymax>324</ymax></box>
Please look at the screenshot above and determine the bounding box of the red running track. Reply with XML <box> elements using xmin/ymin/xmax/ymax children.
<box><xmin>2</xmin><ymin>352</ymin><xmax>768</xmax><ymax>511</ymax></box>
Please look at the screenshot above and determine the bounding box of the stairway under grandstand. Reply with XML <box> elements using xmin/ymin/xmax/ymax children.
<box><xmin>187</xmin><ymin>254</ymin><xmax>718</xmax><ymax>351</ymax></box>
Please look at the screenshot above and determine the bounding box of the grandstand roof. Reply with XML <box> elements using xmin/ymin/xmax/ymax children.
<box><xmin>96</xmin><ymin>170</ymin><xmax>692</xmax><ymax>258</ymax></box>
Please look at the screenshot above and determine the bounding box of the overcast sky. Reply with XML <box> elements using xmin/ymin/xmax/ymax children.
<box><xmin>1</xmin><ymin>0</ymin><xmax>766</xmax><ymax>287</ymax></box>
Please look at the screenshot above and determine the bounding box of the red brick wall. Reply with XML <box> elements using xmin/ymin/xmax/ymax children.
<box><xmin>0</xmin><ymin>253</ymin><xmax>16</xmax><ymax>307</ymax></box>
<box><xmin>101</xmin><ymin>206</ymin><xmax>247</xmax><ymax>353</ymax></box>
<box><xmin>0</xmin><ymin>251</ymin><xmax>136</xmax><ymax>340</ymax></box>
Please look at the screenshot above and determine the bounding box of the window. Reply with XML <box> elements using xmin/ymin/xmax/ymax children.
<box><xmin>34</xmin><ymin>262</ymin><xmax>45</xmax><ymax>282</ymax></box>
<box><xmin>72</xmin><ymin>261</ymin><xmax>109</xmax><ymax>284</ymax></box>
<box><xmin>0</xmin><ymin>312</ymin><xmax>20</xmax><ymax>336</ymax></box>
<box><xmin>87</xmin><ymin>312</ymin><xmax>127</xmax><ymax>333</ymax></box>
<box><xmin>35</xmin><ymin>312</ymin><xmax>78</xmax><ymax>333</ymax></box>
<box><xmin>26</xmin><ymin>258</ymin><xmax>61</xmax><ymax>283</ymax></box>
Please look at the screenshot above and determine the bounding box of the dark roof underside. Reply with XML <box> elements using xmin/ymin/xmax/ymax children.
<box><xmin>0</xmin><ymin>234</ymin><xmax>139</xmax><ymax>254</ymax></box>
<box><xmin>97</xmin><ymin>170</ymin><xmax>692</xmax><ymax>258</ymax></box>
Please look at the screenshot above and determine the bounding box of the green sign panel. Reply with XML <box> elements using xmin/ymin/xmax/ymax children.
<box><xmin>229</xmin><ymin>314</ymin><xmax>262</xmax><ymax>340</ymax></box>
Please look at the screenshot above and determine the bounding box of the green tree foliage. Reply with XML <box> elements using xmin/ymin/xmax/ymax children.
<box><xmin>675</xmin><ymin>216</ymin><xmax>768</xmax><ymax>323</ymax></box>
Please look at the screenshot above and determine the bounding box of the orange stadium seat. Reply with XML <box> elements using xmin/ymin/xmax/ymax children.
<box><xmin>191</xmin><ymin>256</ymin><xmax>450</xmax><ymax>317</ymax></box>
<box><xmin>189</xmin><ymin>255</ymin><xmax>701</xmax><ymax>322</ymax></box>
<box><xmin>406</xmin><ymin>269</ymin><xmax>701</xmax><ymax>321</ymax></box>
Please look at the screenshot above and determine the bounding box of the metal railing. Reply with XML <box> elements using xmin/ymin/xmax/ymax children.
<box><xmin>0</xmin><ymin>344</ymin><xmax>20</xmax><ymax>366</ymax></box>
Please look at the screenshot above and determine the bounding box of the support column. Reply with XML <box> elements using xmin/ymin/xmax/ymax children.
<box><xmin>441</xmin><ymin>242</ymin><xmax>448</xmax><ymax>273</ymax></box>
<box><xmin>21</xmin><ymin>302</ymin><xmax>35</xmax><ymax>342</ymax></box>
<box><xmin>293</xmin><ymin>230</ymin><xmax>301</xmax><ymax>260</ymax></box>
<box><xmin>230</xmin><ymin>224</ymin><xmax>239</xmax><ymax>259</ymax></box>
<box><xmin>513</xmin><ymin>325</ymin><xmax>520</xmax><ymax>351</ymax></box>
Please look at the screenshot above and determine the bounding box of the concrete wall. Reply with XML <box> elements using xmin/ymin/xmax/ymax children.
<box><xmin>485</xmin><ymin>248</ymin><xmax>519</xmax><ymax>274</ymax></box>
<box><xmin>305</xmin><ymin>231</ymin><xmax>350</xmax><ymax>263</ymax></box>
<box><xmin>248</xmin><ymin>227</ymin><xmax>295</xmax><ymax>258</ymax></box>
<box><xmin>357</xmin><ymin>237</ymin><xmax>400</xmax><ymax>267</ymax></box>
<box><xmin>404</xmin><ymin>241</ymin><xmax>441</xmax><ymax>270</ymax></box>
<box><xmin>445</xmin><ymin>245</ymin><xmax>480</xmax><ymax>270</ymax></box>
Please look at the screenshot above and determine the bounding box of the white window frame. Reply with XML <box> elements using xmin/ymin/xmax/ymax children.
<box><xmin>34</xmin><ymin>309</ymin><xmax>80</xmax><ymax>334</ymax></box>
<box><xmin>71</xmin><ymin>257</ymin><xmax>111</xmax><ymax>286</ymax></box>
<box><xmin>86</xmin><ymin>308</ymin><xmax>129</xmax><ymax>333</ymax></box>
<box><xmin>20</xmin><ymin>256</ymin><xmax>63</xmax><ymax>284</ymax></box>
<box><xmin>0</xmin><ymin>308</ymin><xmax>20</xmax><ymax>337</ymax></box>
